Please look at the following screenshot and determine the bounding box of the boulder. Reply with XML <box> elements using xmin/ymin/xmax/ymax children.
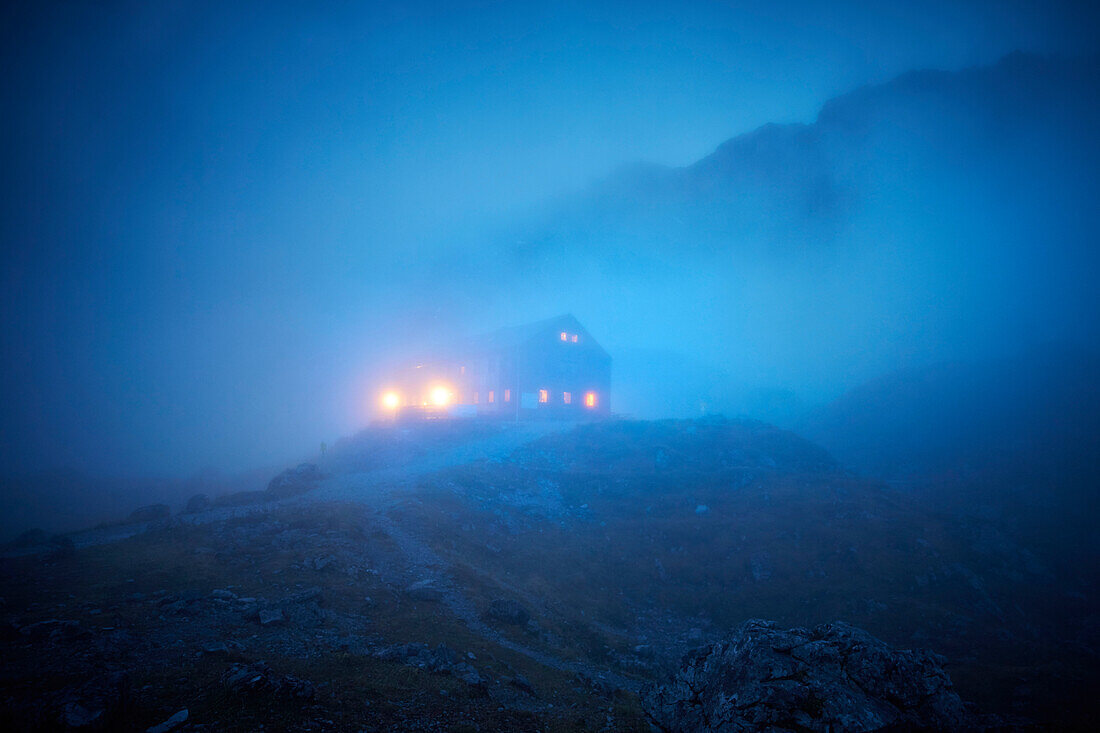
<box><xmin>485</xmin><ymin>598</ymin><xmax>530</xmax><ymax>626</ymax></box>
<box><xmin>183</xmin><ymin>493</ymin><xmax>211</xmax><ymax>513</ymax></box>
<box><xmin>258</xmin><ymin>608</ymin><xmax>284</xmax><ymax>626</ymax></box>
<box><xmin>642</xmin><ymin>619</ymin><xmax>974</xmax><ymax>732</ymax></box>
<box><xmin>265</xmin><ymin>463</ymin><xmax>324</xmax><ymax>499</ymax></box>
<box><xmin>146</xmin><ymin>708</ymin><xmax>188</xmax><ymax>733</ymax></box>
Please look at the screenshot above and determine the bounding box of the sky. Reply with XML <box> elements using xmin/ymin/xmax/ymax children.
<box><xmin>1</xmin><ymin>0</ymin><xmax>1098</xmax><ymax>479</ymax></box>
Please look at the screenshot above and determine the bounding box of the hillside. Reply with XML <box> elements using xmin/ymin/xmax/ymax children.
<box><xmin>2</xmin><ymin>418</ymin><xmax>1096</xmax><ymax>730</ymax></box>
<box><xmin>802</xmin><ymin>345</ymin><xmax>1100</xmax><ymax>582</ymax></box>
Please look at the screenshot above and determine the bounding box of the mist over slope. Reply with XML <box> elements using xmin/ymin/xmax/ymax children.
<box><xmin>803</xmin><ymin>344</ymin><xmax>1100</xmax><ymax>582</ymax></box>
<box><xmin>431</xmin><ymin>52</ymin><xmax>1100</xmax><ymax>420</ymax></box>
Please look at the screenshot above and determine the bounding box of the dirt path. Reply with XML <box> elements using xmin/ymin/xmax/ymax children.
<box><xmin>3</xmin><ymin>421</ymin><xmax>646</xmax><ymax>691</ymax></box>
<box><xmin>371</xmin><ymin>508</ymin><xmax>642</xmax><ymax>692</ymax></box>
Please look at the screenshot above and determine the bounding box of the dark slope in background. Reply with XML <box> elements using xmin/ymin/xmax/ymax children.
<box><xmin>803</xmin><ymin>344</ymin><xmax>1100</xmax><ymax>584</ymax></box>
<box><xmin>434</xmin><ymin>52</ymin><xmax>1100</xmax><ymax>422</ymax></box>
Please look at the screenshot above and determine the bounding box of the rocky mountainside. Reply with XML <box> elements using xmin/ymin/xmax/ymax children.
<box><xmin>642</xmin><ymin>619</ymin><xmax>975</xmax><ymax>732</ymax></box>
<box><xmin>2</xmin><ymin>417</ymin><xmax>1096</xmax><ymax>730</ymax></box>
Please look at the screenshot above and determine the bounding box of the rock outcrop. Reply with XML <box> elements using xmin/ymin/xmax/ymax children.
<box><xmin>265</xmin><ymin>463</ymin><xmax>324</xmax><ymax>499</ymax></box>
<box><xmin>642</xmin><ymin>619</ymin><xmax>974</xmax><ymax>732</ymax></box>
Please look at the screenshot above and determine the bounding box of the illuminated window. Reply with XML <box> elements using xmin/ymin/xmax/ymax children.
<box><xmin>563</xmin><ymin>391</ymin><xmax>571</xmax><ymax>404</ymax></box>
<box><xmin>560</xmin><ymin>332</ymin><xmax>568</xmax><ymax>341</ymax></box>
<box><xmin>488</xmin><ymin>390</ymin><xmax>494</xmax><ymax>403</ymax></box>
<box><xmin>571</xmin><ymin>334</ymin><xmax>578</xmax><ymax>343</ymax></box>
<box><xmin>504</xmin><ymin>389</ymin><xmax>511</xmax><ymax>402</ymax></box>
<box><xmin>538</xmin><ymin>389</ymin><xmax>548</xmax><ymax>403</ymax></box>
<box><xmin>584</xmin><ymin>392</ymin><xmax>597</xmax><ymax>408</ymax></box>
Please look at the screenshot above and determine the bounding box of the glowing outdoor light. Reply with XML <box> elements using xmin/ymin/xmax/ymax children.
<box><xmin>430</xmin><ymin>385</ymin><xmax>453</xmax><ymax>407</ymax></box>
<box><xmin>381</xmin><ymin>391</ymin><xmax>401</xmax><ymax>410</ymax></box>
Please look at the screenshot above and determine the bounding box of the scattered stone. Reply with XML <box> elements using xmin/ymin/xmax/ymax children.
<box><xmin>311</xmin><ymin>555</ymin><xmax>336</xmax><ymax>571</ymax></box>
<box><xmin>485</xmin><ymin>598</ymin><xmax>530</xmax><ymax>626</ymax></box>
<box><xmin>222</xmin><ymin>663</ymin><xmax>314</xmax><ymax>699</ymax></box>
<box><xmin>452</xmin><ymin>662</ymin><xmax>484</xmax><ymax>687</ymax></box>
<box><xmin>373</xmin><ymin>642</ymin><xmax>486</xmax><ymax>685</ymax></box>
<box><xmin>509</xmin><ymin>674</ymin><xmax>535</xmax><ymax>696</ymax></box>
<box><xmin>642</xmin><ymin>619</ymin><xmax>975</xmax><ymax>732</ymax></box>
<box><xmin>285</xmin><ymin>586</ymin><xmax>323</xmax><ymax>604</ymax></box>
<box><xmin>146</xmin><ymin>708</ymin><xmax>188</xmax><ymax>733</ymax></box>
<box><xmin>210</xmin><ymin>589</ymin><xmax>237</xmax><ymax>600</ymax></box>
<box><xmin>258</xmin><ymin>608</ymin><xmax>284</xmax><ymax>626</ymax></box>
<box><xmin>695</xmin><ymin>504</ymin><xmax>710</xmax><ymax>514</ymax></box>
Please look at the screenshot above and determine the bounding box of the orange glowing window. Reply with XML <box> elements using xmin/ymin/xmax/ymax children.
<box><xmin>488</xmin><ymin>390</ymin><xmax>494</xmax><ymax>403</ymax></box>
<box><xmin>560</xmin><ymin>332</ymin><xmax>568</xmax><ymax>341</ymax></box>
<box><xmin>563</xmin><ymin>391</ymin><xmax>571</xmax><ymax>404</ymax></box>
<box><xmin>504</xmin><ymin>389</ymin><xmax>511</xmax><ymax>402</ymax></box>
<box><xmin>538</xmin><ymin>389</ymin><xmax>548</xmax><ymax>403</ymax></box>
<box><xmin>584</xmin><ymin>392</ymin><xmax>597</xmax><ymax>408</ymax></box>
<box><xmin>571</xmin><ymin>334</ymin><xmax>578</xmax><ymax>343</ymax></box>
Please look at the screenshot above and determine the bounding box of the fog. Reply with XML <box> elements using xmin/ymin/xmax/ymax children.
<box><xmin>4</xmin><ymin>4</ymin><xmax>1100</xmax><ymax>729</ymax></box>
<box><xmin>2</xmin><ymin>0</ymin><xmax>1098</xmax><ymax>482</ymax></box>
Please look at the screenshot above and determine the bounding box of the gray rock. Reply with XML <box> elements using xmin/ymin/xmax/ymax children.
<box><xmin>266</xmin><ymin>463</ymin><xmax>324</xmax><ymax>499</ymax></box>
<box><xmin>222</xmin><ymin>663</ymin><xmax>314</xmax><ymax>699</ymax></box>
<box><xmin>311</xmin><ymin>555</ymin><xmax>336</xmax><ymax>571</ymax></box>
<box><xmin>146</xmin><ymin>708</ymin><xmax>188</xmax><ymax>733</ymax></box>
<box><xmin>642</xmin><ymin>619</ymin><xmax>974</xmax><ymax>732</ymax></box>
<box><xmin>509</xmin><ymin>674</ymin><xmax>536</xmax><ymax>696</ymax></box>
<box><xmin>258</xmin><ymin>608</ymin><xmax>284</xmax><ymax>626</ymax></box>
<box><xmin>452</xmin><ymin>662</ymin><xmax>484</xmax><ymax>686</ymax></box>
<box><xmin>59</xmin><ymin>702</ymin><xmax>102</xmax><ymax>729</ymax></box>
<box><xmin>284</xmin><ymin>586</ymin><xmax>323</xmax><ymax>604</ymax></box>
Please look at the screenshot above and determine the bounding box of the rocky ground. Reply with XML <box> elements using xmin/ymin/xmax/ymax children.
<box><xmin>2</xmin><ymin>418</ymin><xmax>1096</xmax><ymax>731</ymax></box>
